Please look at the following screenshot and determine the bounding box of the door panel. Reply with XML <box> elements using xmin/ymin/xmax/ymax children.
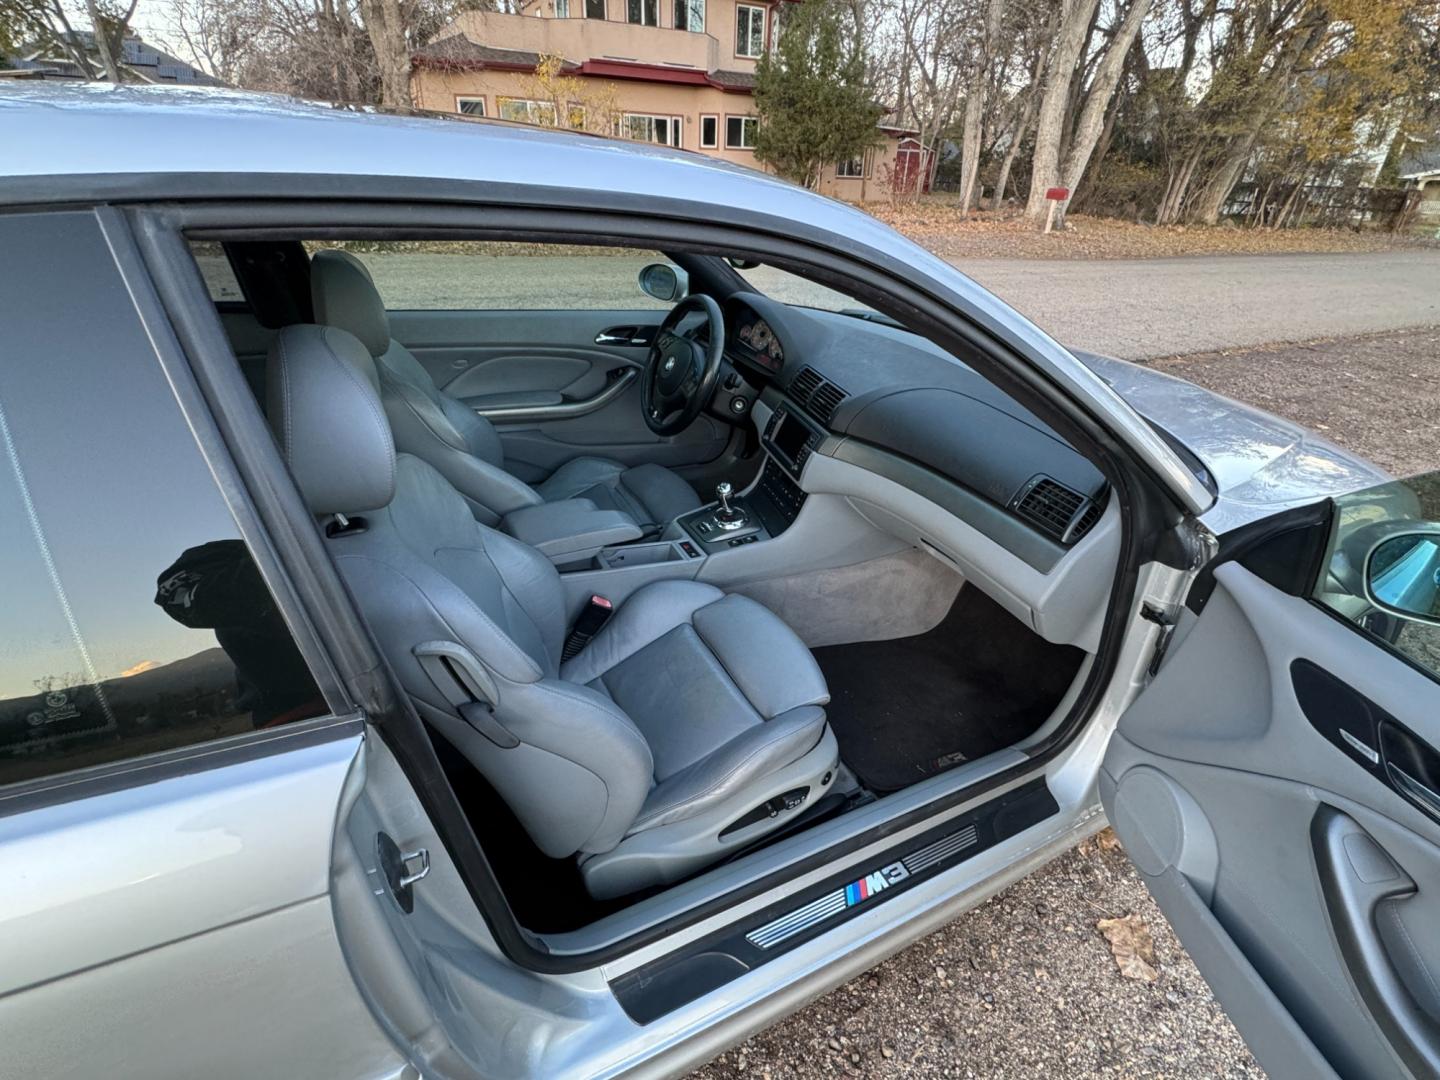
<box><xmin>1102</xmin><ymin>562</ymin><xmax>1440</xmax><ymax>1080</ymax></box>
<box><xmin>388</xmin><ymin>309</ymin><xmax>731</xmax><ymax>477</ymax></box>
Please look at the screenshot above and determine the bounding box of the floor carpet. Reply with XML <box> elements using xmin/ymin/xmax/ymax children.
<box><xmin>813</xmin><ymin>586</ymin><xmax>1085</xmax><ymax>792</ymax></box>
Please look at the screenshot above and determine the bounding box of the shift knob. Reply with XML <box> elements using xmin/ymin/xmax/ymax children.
<box><xmin>716</xmin><ymin>481</ymin><xmax>733</xmax><ymax>511</ymax></box>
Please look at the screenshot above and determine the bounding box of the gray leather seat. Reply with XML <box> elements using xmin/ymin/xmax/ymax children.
<box><xmin>309</xmin><ymin>250</ymin><xmax>703</xmax><ymax>530</ymax></box>
<box><xmin>266</xmin><ymin>324</ymin><xmax>838</xmax><ymax>899</ymax></box>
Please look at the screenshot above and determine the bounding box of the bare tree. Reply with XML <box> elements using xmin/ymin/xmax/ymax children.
<box><xmin>1023</xmin><ymin>0</ymin><xmax>1102</xmax><ymax>223</ymax></box>
<box><xmin>956</xmin><ymin>0</ymin><xmax>1007</xmax><ymax>210</ymax></box>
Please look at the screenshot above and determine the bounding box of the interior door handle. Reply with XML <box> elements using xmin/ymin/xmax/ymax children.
<box><xmin>1312</xmin><ymin>805</ymin><xmax>1440</xmax><ymax>1078</ymax></box>
<box><xmin>595</xmin><ymin>326</ymin><xmax>652</xmax><ymax>347</ymax></box>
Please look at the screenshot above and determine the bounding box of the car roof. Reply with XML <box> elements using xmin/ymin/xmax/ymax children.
<box><xmin>2</xmin><ymin>82</ymin><xmax>883</xmax><ymax>232</ymax></box>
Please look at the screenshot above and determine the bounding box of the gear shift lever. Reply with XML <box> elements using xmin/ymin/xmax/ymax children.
<box><xmin>713</xmin><ymin>480</ymin><xmax>747</xmax><ymax>530</ymax></box>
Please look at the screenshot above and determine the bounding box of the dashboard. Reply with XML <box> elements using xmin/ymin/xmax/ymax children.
<box><xmin>719</xmin><ymin>292</ymin><xmax>1111</xmax><ymax>569</ymax></box>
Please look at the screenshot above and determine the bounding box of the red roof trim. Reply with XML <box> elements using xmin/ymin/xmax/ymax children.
<box><xmin>577</xmin><ymin>59</ymin><xmax>754</xmax><ymax>92</ymax></box>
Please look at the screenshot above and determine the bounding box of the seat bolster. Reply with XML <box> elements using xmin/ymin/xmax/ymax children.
<box><xmin>630</xmin><ymin>705</ymin><xmax>828</xmax><ymax>833</ymax></box>
<box><xmin>560</xmin><ymin>579</ymin><xmax>725</xmax><ymax>686</ymax></box>
<box><xmin>537</xmin><ymin>456</ymin><xmax>627</xmax><ymax>503</ymax></box>
<box><xmin>495</xmin><ymin>677</ymin><xmax>655</xmax><ymax>853</ymax></box>
<box><xmin>619</xmin><ymin>463</ymin><xmax>704</xmax><ymax>526</ymax></box>
<box><xmin>692</xmin><ymin>594</ymin><xmax>830</xmax><ymax>717</ymax></box>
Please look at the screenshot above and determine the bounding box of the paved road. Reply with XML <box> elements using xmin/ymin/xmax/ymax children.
<box><xmin>953</xmin><ymin>250</ymin><xmax>1440</xmax><ymax>359</ymax></box>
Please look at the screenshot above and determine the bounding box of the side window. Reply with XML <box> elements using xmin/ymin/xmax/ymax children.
<box><xmin>189</xmin><ymin>240</ymin><xmax>245</xmax><ymax>302</ymax></box>
<box><xmin>322</xmin><ymin>242</ymin><xmax>675</xmax><ymax>311</ymax></box>
<box><xmin>0</xmin><ymin>212</ymin><xmax>327</xmax><ymax>789</ymax></box>
<box><xmin>1315</xmin><ymin>472</ymin><xmax>1440</xmax><ymax>682</ymax></box>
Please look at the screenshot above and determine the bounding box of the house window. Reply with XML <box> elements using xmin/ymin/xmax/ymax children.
<box><xmin>498</xmin><ymin>97</ymin><xmax>558</xmax><ymax>125</ymax></box>
<box><xmin>621</xmin><ymin>113</ymin><xmax>682</xmax><ymax>147</ymax></box>
<box><xmin>627</xmin><ymin>0</ymin><xmax>658</xmax><ymax>25</ymax></box>
<box><xmin>556</xmin><ymin>0</ymin><xmax>570</xmax><ymax>15</ymax></box>
<box><xmin>736</xmin><ymin>4</ymin><xmax>765</xmax><ymax>57</ymax></box>
<box><xmin>699</xmin><ymin>114</ymin><xmax>718</xmax><ymax>148</ymax></box>
<box><xmin>456</xmin><ymin>96</ymin><xmax>486</xmax><ymax>116</ymax></box>
<box><xmin>673</xmin><ymin>0</ymin><xmax>703</xmax><ymax>31</ymax></box>
<box><xmin>725</xmin><ymin>114</ymin><xmax>757</xmax><ymax>149</ymax></box>
<box><xmin>568</xmin><ymin>103</ymin><xmax>588</xmax><ymax>129</ymax></box>
<box><xmin>586</xmin><ymin>0</ymin><xmax>605</xmax><ymax>14</ymax></box>
<box><xmin>836</xmin><ymin>154</ymin><xmax>865</xmax><ymax>178</ymax></box>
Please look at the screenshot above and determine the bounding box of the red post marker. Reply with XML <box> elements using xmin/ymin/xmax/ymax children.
<box><xmin>1043</xmin><ymin>186</ymin><xmax>1070</xmax><ymax>233</ymax></box>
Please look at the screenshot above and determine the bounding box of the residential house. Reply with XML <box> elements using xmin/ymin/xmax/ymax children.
<box><xmin>410</xmin><ymin>1</ymin><xmax>926</xmax><ymax>201</ymax></box>
<box><xmin>1399</xmin><ymin>142</ymin><xmax>1440</xmax><ymax>233</ymax></box>
<box><xmin>2</xmin><ymin>32</ymin><xmax>222</xmax><ymax>85</ymax></box>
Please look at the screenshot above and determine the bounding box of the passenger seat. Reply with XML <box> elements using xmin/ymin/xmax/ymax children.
<box><xmin>308</xmin><ymin>250</ymin><xmax>703</xmax><ymax>530</ymax></box>
<box><xmin>265</xmin><ymin>324</ymin><xmax>837</xmax><ymax>899</ymax></box>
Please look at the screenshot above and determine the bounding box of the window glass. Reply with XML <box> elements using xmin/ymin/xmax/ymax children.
<box><xmin>627</xmin><ymin>0</ymin><xmax>657</xmax><ymax>25</ymax></box>
<box><xmin>0</xmin><ymin>213</ymin><xmax>326</xmax><ymax>789</ymax></box>
<box><xmin>1315</xmin><ymin>473</ymin><xmax>1440</xmax><ymax>682</ymax></box>
<box><xmin>700</xmin><ymin>114</ymin><xmax>718</xmax><ymax>148</ymax></box>
<box><xmin>190</xmin><ymin>240</ymin><xmax>245</xmax><ymax>302</ymax></box>
<box><xmin>586</xmin><ymin>0</ymin><xmax>605</xmax><ymax>16</ymax></box>
<box><xmin>321</xmin><ymin>241</ymin><xmax>675</xmax><ymax>310</ymax></box>
<box><xmin>498</xmin><ymin>97</ymin><xmax>557</xmax><ymax>125</ymax></box>
<box><xmin>673</xmin><ymin>0</ymin><xmax>702</xmax><ymax>31</ymax></box>
<box><xmin>736</xmin><ymin>4</ymin><xmax>764</xmax><ymax>56</ymax></box>
<box><xmin>725</xmin><ymin>114</ymin><xmax>757</xmax><ymax>149</ymax></box>
<box><xmin>457</xmin><ymin>96</ymin><xmax>486</xmax><ymax>116</ymax></box>
<box><xmin>837</xmin><ymin>155</ymin><xmax>864</xmax><ymax>178</ymax></box>
<box><xmin>556</xmin><ymin>0</ymin><xmax>570</xmax><ymax>14</ymax></box>
<box><xmin>622</xmin><ymin>113</ymin><xmax>681</xmax><ymax>147</ymax></box>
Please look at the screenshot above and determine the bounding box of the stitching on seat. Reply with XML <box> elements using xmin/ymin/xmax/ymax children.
<box><xmin>277</xmin><ymin>330</ymin><xmax>294</xmax><ymax>464</ymax></box>
<box><xmin>319</xmin><ymin>328</ymin><xmax>396</xmax><ymax>492</ymax></box>
<box><xmin>630</xmin><ymin>716</ymin><xmax>826</xmax><ymax>831</ymax></box>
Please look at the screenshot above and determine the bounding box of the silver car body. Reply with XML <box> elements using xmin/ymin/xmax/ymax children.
<box><xmin>0</xmin><ymin>83</ymin><xmax>1402</xmax><ymax>1080</ymax></box>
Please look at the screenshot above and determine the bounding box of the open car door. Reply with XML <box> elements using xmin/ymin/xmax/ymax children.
<box><xmin>1102</xmin><ymin>474</ymin><xmax>1440</xmax><ymax>1080</ymax></box>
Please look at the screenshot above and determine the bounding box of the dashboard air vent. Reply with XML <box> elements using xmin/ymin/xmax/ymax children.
<box><xmin>1013</xmin><ymin>476</ymin><xmax>1093</xmax><ymax>544</ymax></box>
<box><xmin>788</xmin><ymin>366</ymin><xmax>847</xmax><ymax>426</ymax></box>
<box><xmin>1069</xmin><ymin>499</ymin><xmax>1103</xmax><ymax>542</ymax></box>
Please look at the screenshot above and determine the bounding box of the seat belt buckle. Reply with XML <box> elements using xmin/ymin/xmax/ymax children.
<box><xmin>562</xmin><ymin>595</ymin><xmax>613</xmax><ymax>661</ymax></box>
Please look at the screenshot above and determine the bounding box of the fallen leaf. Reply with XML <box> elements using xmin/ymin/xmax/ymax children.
<box><xmin>1096</xmin><ymin>914</ymin><xmax>1159</xmax><ymax>982</ymax></box>
<box><xmin>1096</xmin><ymin>827</ymin><xmax>1123</xmax><ymax>853</ymax></box>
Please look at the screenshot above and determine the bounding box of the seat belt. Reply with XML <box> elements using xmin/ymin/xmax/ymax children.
<box><xmin>562</xmin><ymin>595</ymin><xmax>613</xmax><ymax>661</ymax></box>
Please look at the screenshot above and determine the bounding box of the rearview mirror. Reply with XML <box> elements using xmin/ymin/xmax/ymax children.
<box><xmin>1365</xmin><ymin>528</ymin><xmax>1440</xmax><ymax>625</ymax></box>
<box><xmin>638</xmin><ymin>263</ymin><xmax>688</xmax><ymax>302</ymax></box>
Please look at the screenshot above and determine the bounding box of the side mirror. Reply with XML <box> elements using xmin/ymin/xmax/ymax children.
<box><xmin>1365</xmin><ymin>527</ymin><xmax>1440</xmax><ymax>625</ymax></box>
<box><xmin>638</xmin><ymin>263</ymin><xmax>688</xmax><ymax>302</ymax></box>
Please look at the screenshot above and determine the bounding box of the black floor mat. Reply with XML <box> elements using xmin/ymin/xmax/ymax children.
<box><xmin>813</xmin><ymin>587</ymin><xmax>1085</xmax><ymax>792</ymax></box>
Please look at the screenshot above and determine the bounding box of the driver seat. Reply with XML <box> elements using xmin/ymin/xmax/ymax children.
<box><xmin>308</xmin><ymin>250</ymin><xmax>703</xmax><ymax>529</ymax></box>
<box><xmin>264</xmin><ymin>324</ymin><xmax>838</xmax><ymax>899</ymax></box>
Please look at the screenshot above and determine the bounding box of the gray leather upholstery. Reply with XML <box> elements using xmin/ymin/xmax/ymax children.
<box><xmin>265</xmin><ymin>324</ymin><xmax>836</xmax><ymax>897</ymax></box>
<box><xmin>500</xmin><ymin>498</ymin><xmax>642</xmax><ymax>563</ymax></box>
<box><xmin>309</xmin><ymin>250</ymin><xmax>703</xmax><ymax>529</ymax></box>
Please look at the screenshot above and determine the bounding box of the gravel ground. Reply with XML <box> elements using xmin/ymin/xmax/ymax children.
<box><xmin>689</xmin><ymin>324</ymin><xmax>1440</xmax><ymax>1080</ymax></box>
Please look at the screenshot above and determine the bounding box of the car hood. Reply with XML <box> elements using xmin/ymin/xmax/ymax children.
<box><xmin>1076</xmin><ymin>351</ymin><xmax>1391</xmax><ymax>536</ymax></box>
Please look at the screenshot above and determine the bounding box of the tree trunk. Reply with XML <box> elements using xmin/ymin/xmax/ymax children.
<box><xmin>1023</xmin><ymin>0</ymin><xmax>1102</xmax><ymax>225</ymax></box>
<box><xmin>992</xmin><ymin>87</ymin><xmax>1039</xmax><ymax>211</ymax></box>
<box><xmin>957</xmin><ymin>0</ymin><xmax>1006</xmax><ymax>212</ymax></box>
<box><xmin>1055</xmin><ymin>0</ymin><xmax>1152</xmax><ymax>228</ymax></box>
<box><xmin>359</xmin><ymin>0</ymin><xmax>413</xmax><ymax>108</ymax></box>
<box><xmin>84</xmin><ymin>0</ymin><xmax>125</xmax><ymax>82</ymax></box>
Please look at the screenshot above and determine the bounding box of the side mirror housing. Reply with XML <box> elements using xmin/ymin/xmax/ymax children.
<box><xmin>638</xmin><ymin>263</ymin><xmax>688</xmax><ymax>302</ymax></box>
<box><xmin>1365</xmin><ymin>527</ymin><xmax>1440</xmax><ymax>625</ymax></box>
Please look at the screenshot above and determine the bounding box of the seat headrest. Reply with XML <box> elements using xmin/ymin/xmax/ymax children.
<box><xmin>266</xmin><ymin>324</ymin><xmax>396</xmax><ymax>515</ymax></box>
<box><xmin>310</xmin><ymin>249</ymin><xmax>391</xmax><ymax>358</ymax></box>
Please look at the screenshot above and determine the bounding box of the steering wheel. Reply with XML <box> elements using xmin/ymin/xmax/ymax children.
<box><xmin>641</xmin><ymin>294</ymin><xmax>725</xmax><ymax>437</ymax></box>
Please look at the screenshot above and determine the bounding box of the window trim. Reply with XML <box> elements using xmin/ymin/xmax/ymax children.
<box><xmin>724</xmin><ymin>113</ymin><xmax>757</xmax><ymax>150</ymax></box>
<box><xmin>836</xmin><ymin>153</ymin><xmax>866</xmax><ymax>179</ymax></box>
<box><xmin>672</xmin><ymin>0</ymin><xmax>703</xmax><ymax>32</ymax></box>
<box><xmin>620</xmin><ymin>111</ymin><xmax>683</xmax><ymax>148</ymax></box>
<box><xmin>455</xmin><ymin>95</ymin><xmax>487</xmax><ymax>117</ymax></box>
<box><xmin>626</xmin><ymin>0</ymin><xmax>658</xmax><ymax>26</ymax></box>
<box><xmin>699</xmin><ymin>112</ymin><xmax>719</xmax><ymax>149</ymax></box>
<box><xmin>735</xmin><ymin>2</ymin><xmax>766</xmax><ymax>58</ymax></box>
<box><xmin>497</xmin><ymin>97</ymin><xmax>558</xmax><ymax>126</ymax></box>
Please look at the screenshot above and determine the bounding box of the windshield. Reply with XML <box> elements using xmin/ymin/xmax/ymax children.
<box><xmin>730</xmin><ymin>262</ymin><xmax>874</xmax><ymax>315</ymax></box>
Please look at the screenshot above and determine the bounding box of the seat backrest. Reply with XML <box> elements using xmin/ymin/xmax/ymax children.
<box><xmin>265</xmin><ymin>324</ymin><xmax>652</xmax><ymax>857</ymax></box>
<box><xmin>309</xmin><ymin>250</ymin><xmax>541</xmax><ymax>524</ymax></box>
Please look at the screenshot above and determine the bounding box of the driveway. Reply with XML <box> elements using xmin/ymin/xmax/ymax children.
<box><xmin>954</xmin><ymin>250</ymin><xmax>1440</xmax><ymax>359</ymax></box>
